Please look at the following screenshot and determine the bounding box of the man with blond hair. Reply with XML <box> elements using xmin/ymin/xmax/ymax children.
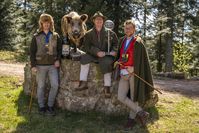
<box><xmin>30</xmin><ymin>13</ymin><xmax>62</xmax><ymax>116</ymax></box>
<box><xmin>116</xmin><ymin>19</ymin><xmax>154</xmax><ymax>130</ymax></box>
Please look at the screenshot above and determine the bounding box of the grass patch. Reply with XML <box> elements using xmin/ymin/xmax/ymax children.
<box><xmin>148</xmin><ymin>96</ymin><xmax>199</xmax><ymax>132</ymax></box>
<box><xmin>0</xmin><ymin>76</ymin><xmax>199</xmax><ymax>133</ymax></box>
<box><xmin>0</xmin><ymin>51</ymin><xmax>28</xmax><ymax>63</ymax></box>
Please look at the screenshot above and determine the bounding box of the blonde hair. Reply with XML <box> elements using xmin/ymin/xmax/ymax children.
<box><xmin>38</xmin><ymin>13</ymin><xmax>55</xmax><ymax>32</ymax></box>
<box><xmin>124</xmin><ymin>19</ymin><xmax>135</xmax><ymax>29</ymax></box>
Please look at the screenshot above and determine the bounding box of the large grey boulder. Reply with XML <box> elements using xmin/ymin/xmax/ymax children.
<box><xmin>23</xmin><ymin>59</ymin><xmax>129</xmax><ymax>114</ymax></box>
<box><xmin>23</xmin><ymin>59</ymin><xmax>157</xmax><ymax>114</ymax></box>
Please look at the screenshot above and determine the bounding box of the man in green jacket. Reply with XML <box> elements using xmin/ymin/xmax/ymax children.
<box><xmin>75</xmin><ymin>11</ymin><xmax>118</xmax><ymax>98</ymax></box>
<box><xmin>30</xmin><ymin>13</ymin><xmax>62</xmax><ymax>116</ymax></box>
<box><xmin>116</xmin><ymin>20</ymin><xmax>154</xmax><ymax>130</ymax></box>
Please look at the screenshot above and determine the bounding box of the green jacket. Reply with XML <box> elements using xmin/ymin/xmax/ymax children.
<box><xmin>82</xmin><ymin>27</ymin><xmax>118</xmax><ymax>57</ymax></box>
<box><xmin>116</xmin><ymin>36</ymin><xmax>154</xmax><ymax>106</ymax></box>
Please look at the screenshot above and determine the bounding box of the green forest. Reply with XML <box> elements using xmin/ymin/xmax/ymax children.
<box><xmin>0</xmin><ymin>0</ymin><xmax>199</xmax><ymax>75</ymax></box>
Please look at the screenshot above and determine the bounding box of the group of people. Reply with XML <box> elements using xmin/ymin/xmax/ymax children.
<box><xmin>30</xmin><ymin>11</ymin><xmax>154</xmax><ymax>130</ymax></box>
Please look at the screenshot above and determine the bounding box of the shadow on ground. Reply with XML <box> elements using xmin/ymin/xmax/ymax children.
<box><xmin>13</xmin><ymin>90</ymin><xmax>159</xmax><ymax>133</ymax></box>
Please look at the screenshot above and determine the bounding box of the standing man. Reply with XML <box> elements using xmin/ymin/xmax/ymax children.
<box><xmin>30</xmin><ymin>13</ymin><xmax>62</xmax><ymax>116</ymax></box>
<box><xmin>75</xmin><ymin>11</ymin><xmax>118</xmax><ymax>98</ymax></box>
<box><xmin>116</xmin><ymin>20</ymin><xmax>154</xmax><ymax>130</ymax></box>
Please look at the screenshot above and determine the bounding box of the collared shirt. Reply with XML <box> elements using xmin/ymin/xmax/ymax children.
<box><xmin>124</xmin><ymin>36</ymin><xmax>134</xmax><ymax>51</ymax></box>
<box><xmin>95</xmin><ymin>29</ymin><xmax>101</xmax><ymax>42</ymax></box>
<box><xmin>43</xmin><ymin>31</ymin><xmax>52</xmax><ymax>44</ymax></box>
<box><xmin>120</xmin><ymin>35</ymin><xmax>134</xmax><ymax>76</ymax></box>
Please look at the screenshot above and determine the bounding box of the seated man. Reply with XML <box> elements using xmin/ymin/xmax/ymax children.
<box><xmin>116</xmin><ymin>20</ymin><xmax>154</xmax><ymax>130</ymax></box>
<box><xmin>75</xmin><ymin>11</ymin><xmax>118</xmax><ymax>98</ymax></box>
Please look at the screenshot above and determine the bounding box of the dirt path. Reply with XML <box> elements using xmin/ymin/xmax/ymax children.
<box><xmin>0</xmin><ymin>61</ymin><xmax>25</xmax><ymax>78</ymax></box>
<box><xmin>154</xmin><ymin>78</ymin><xmax>199</xmax><ymax>98</ymax></box>
<box><xmin>0</xmin><ymin>61</ymin><xmax>198</xmax><ymax>98</ymax></box>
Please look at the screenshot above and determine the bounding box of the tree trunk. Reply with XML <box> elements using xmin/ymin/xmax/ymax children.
<box><xmin>113</xmin><ymin>0</ymin><xmax>120</xmax><ymax>35</ymax></box>
<box><xmin>23</xmin><ymin>0</ymin><xmax>27</xmax><ymax>49</ymax></box>
<box><xmin>165</xmin><ymin>34</ymin><xmax>173</xmax><ymax>72</ymax></box>
<box><xmin>165</xmin><ymin>3</ymin><xmax>174</xmax><ymax>72</ymax></box>
<box><xmin>157</xmin><ymin>25</ymin><xmax>162</xmax><ymax>72</ymax></box>
<box><xmin>143</xmin><ymin>0</ymin><xmax>147</xmax><ymax>43</ymax></box>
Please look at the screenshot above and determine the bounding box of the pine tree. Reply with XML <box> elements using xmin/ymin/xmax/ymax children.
<box><xmin>0</xmin><ymin>0</ymin><xmax>17</xmax><ymax>50</ymax></box>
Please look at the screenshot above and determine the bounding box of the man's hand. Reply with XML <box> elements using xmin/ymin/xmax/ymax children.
<box><xmin>54</xmin><ymin>60</ymin><xmax>60</xmax><ymax>68</ymax></box>
<box><xmin>97</xmin><ymin>51</ymin><xmax>105</xmax><ymax>57</ymax></box>
<box><xmin>110</xmin><ymin>51</ymin><xmax>117</xmax><ymax>56</ymax></box>
<box><xmin>125</xmin><ymin>66</ymin><xmax>134</xmax><ymax>73</ymax></box>
<box><xmin>136</xmin><ymin>35</ymin><xmax>143</xmax><ymax>43</ymax></box>
<box><xmin>31</xmin><ymin>67</ymin><xmax>37</xmax><ymax>75</ymax></box>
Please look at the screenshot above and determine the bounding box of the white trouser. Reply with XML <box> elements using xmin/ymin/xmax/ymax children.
<box><xmin>80</xmin><ymin>64</ymin><xmax>90</xmax><ymax>81</ymax></box>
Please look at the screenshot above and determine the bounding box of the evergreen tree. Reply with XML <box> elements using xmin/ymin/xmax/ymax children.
<box><xmin>0</xmin><ymin>0</ymin><xmax>17</xmax><ymax>50</ymax></box>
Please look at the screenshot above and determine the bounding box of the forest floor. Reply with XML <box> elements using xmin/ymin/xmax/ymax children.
<box><xmin>0</xmin><ymin>51</ymin><xmax>199</xmax><ymax>133</ymax></box>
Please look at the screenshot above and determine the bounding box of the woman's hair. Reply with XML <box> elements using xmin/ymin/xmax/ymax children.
<box><xmin>124</xmin><ymin>19</ymin><xmax>135</xmax><ymax>28</ymax></box>
<box><xmin>38</xmin><ymin>13</ymin><xmax>55</xmax><ymax>32</ymax></box>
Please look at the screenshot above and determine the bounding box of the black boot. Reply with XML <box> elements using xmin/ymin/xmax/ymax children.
<box><xmin>46</xmin><ymin>106</ymin><xmax>56</xmax><ymax>116</ymax></box>
<box><xmin>38</xmin><ymin>107</ymin><xmax>46</xmax><ymax>115</ymax></box>
<box><xmin>75</xmin><ymin>81</ymin><xmax>88</xmax><ymax>91</ymax></box>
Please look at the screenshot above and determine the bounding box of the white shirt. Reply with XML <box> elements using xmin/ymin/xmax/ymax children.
<box><xmin>120</xmin><ymin>69</ymin><xmax>129</xmax><ymax>75</ymax></box>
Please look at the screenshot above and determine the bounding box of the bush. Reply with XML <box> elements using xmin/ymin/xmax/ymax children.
<box><xmin>173</xmin><ymin>43</ymin><xmax>192</xmax><ymax>73</ymax></box>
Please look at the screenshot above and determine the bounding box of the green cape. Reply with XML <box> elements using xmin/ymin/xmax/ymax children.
<box><xmin>116</xmin><ymin>36</ymin><xmax>154</xmax><ymax>106</ymax></box>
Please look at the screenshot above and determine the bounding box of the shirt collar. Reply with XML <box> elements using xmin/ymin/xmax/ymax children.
<box><xmin>126</xmin><ymin>35</ymin><xmax>134</xmax><ymax>41</ymax></box>
<box><xmin>42</xmin><ymin>31</ymin><xmax>52</xmax><ymax>36</ymax></box>
<box><xmin>42</xmin><ymin>31</ymin><xmax>52</xmax><ymax>44</ymax></box>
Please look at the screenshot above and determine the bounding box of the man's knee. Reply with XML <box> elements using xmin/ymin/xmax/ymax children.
<box><xmin>100</xmin><ymin>56</ymin><xmax>114</xmax><ymax>65</ymax></box>
<box><xmin>118</xmin><ymin>94</ymin><xmax>126</xmax><ymax>103</ymax></box>
<box><xmin>37</xmin><ymin>81</ymin><xmax>45</xmax><ymax>90</ymax></box>
<box><xmin>80</xmin><ymin>54</ymin><xmax>96</xmax><ymax>64</ymax></box>
<box><xmin>50</xmin><ymin>80</ymin><xmax>59</xmax><ymax>90</ymax></box>
<box><xmin>36</xmin><ymin>75</ymin><xmax>46</xmax><ymax>89</ymax></box>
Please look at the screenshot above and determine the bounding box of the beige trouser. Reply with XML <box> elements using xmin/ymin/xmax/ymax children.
<box><xmin>118</xmin><ymin>70</ymin><xmax>142</xmax><ymax>119</ymax></box>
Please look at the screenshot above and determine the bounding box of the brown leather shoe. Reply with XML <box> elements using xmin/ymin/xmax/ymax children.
<box><xmin>75</xmin><ymin>81</ymin><xmax>88</xmax><ymax>91</ymax></box>
<box><xmin>135</xmin><ymin>110</ymin><xmax>149</xmax><ymax>127</ymax></box>
<box><xmin>104</xmin><ymin>86</ymin><xmax>111</xmax><ymax>98</ymax></box>
<box><xmin>123</xmin><ymin>118</ymin><xmax>136</xmax><ymax>131</ymax></box>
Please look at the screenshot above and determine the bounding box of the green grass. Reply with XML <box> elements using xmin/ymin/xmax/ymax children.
<box><xmin>0</xmin><ymin>51</ymin><xmax>28</xmax><ymax>63</ymax></box>
<box><xmin>0</xmin><ymin>76</ymin><xmax>199</xmax><ymax>133</ymax></box>
<box><xmin>147</xmin><ymin>95</ymin><xmax>199</xmax><ymax>132</ymax></box>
